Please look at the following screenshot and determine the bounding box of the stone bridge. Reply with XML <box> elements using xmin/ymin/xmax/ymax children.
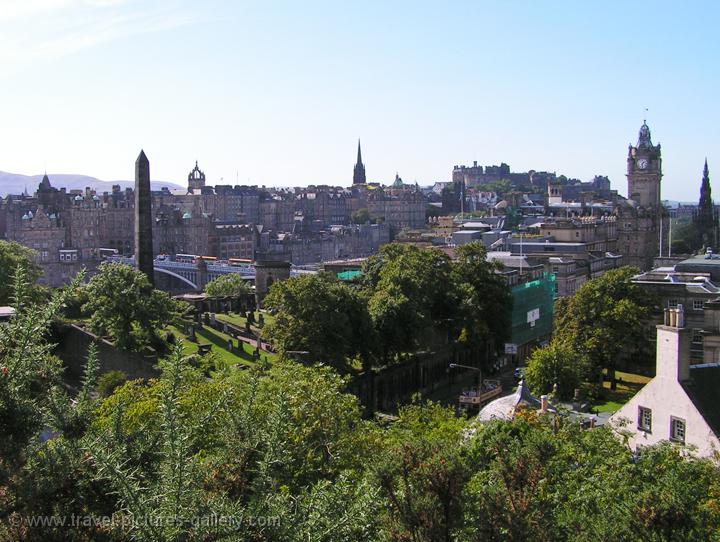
<box><xmin>105</xmin><ymin>256</ymin><xmax>312</xmax><ymax>292</ymax></box>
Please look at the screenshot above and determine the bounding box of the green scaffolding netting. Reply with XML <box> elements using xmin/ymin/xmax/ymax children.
<box><xmin>510</xmin><ymin>272</ymin><xmax>555</xmax><ymax>347</ymax></box>
<box><xmin>337</xmin><ymin>270</ymin><xmax>362</xmax><ymax>281</ymax></box>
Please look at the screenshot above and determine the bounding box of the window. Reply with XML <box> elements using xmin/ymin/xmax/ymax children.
<box><xmin>670</xmin><ymin>417</ymin><xmax>686</xmax><ymax>443</ymax></box>
<box><xmin>667</xmin><ymin>299</ymin><xmax>678</xmax><ymax>309</ymax></box>
<box><xmin>692</xmin><ymin>329</ymin><xmax>703</xmax><ymax>344</ymax></box>
<box><xmin>638</xmin><ymin>406</ymin><xmax>652</xmax><ymax>432</ymax></box>
<box><xmin>693</xmin><ymin>299</ymin><xmax>705</xmax><ymax>311</ymax></box>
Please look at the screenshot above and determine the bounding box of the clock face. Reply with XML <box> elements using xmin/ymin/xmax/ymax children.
<box><xmin>637</xmin><ymin>158</ymin><xmax>648</xmax><ymax>170</ymax></box>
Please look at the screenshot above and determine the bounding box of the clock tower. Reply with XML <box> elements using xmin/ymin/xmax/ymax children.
<box><xmin>618</xmin><ymin>121</ymin><xmax>664</xmax><ymax>270</ymax></box>
<box><xmin>627</xmin><ymin>121</ymin><xmax>662</xmax><ymax>209</ymax></box>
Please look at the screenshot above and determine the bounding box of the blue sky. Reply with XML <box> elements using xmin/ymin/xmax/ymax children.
<box><xmin>0</xmin><ymin>0</ymin><xmax>717</xmax><ymax>200</ymax></box>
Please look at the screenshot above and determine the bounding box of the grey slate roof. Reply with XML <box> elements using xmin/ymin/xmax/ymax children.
<box><xmin>683</xmin><ymin>364</ymin><xmax>720</xmax><ymax>436</ymax></box>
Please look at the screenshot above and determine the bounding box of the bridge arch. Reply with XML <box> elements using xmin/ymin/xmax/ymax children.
<box><xmin>155</xmin><ymin>268</ymin><xmax>198</xmax><ymax>290</ymax></box>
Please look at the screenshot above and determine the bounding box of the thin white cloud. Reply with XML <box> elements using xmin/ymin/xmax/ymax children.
<box><xmin>0</xmin><ymin>0</ymin><xmax>193</xmax><ymax>66</ymax></box>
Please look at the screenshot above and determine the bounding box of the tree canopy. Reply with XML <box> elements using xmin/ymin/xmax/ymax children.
<box><xmin>262</xmin><ymin>273</ymin><xmax>377</xmax><ymax>371</ymax></box>
<box><xmin>0</xmin><ymin>240</ymin><xmax>42</xmax><ymax>305</ymax></box>
<box><xmin>360</xmin><ymin>243</ymin><xmax>511</xmax><ymax>364</ymax></box>
<box><xmin>204</xmin><ymin>273</ymin><xmax>251</xmax><ymax>297</ymax></box>
<box><xmin>82</xmin><ymin>262</ymin><xmax>182</xmax><ymax>351</ymax></box>
<box><xmin>1</xmin><ymin>269</ymin><xmax>720</xmax><ymax>542</ymax></box>
<box><xmin>552</xmin><ymin>266</ymin><xmax>657</xmax><ymax>391</ymax></box>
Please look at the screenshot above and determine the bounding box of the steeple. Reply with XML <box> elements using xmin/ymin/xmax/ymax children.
<box><xmin>353</xmin><ymin>139</ymin><xmax>366</xmax><ymax>185</ymax></box>
<box><xmin>696</xmin><ymin>159</ymin><xmax>715</xmax><ymax>248</ymax></box>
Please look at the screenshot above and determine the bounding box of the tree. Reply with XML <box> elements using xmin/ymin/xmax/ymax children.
<box><xmin>453</xmin><ymin>242</ymin><xmax>511</xmax><ymax>356</ymax></box>
<box><xmin>351</xmin><ymin>207</ymin><xmax>372</xmax><ymax>224</ymax></box>
<box><xmin>0</xmin><ymin>241</ymin><xmax>42</xmax><ymax>305</ymax></box>
<box><xmin>553</xmin><ymin>267</ymin><xmax>657</xmax><ymax>391</ymax></box>
<box><xmin>262</xmin><ymin>273</ymin><xmax>377</xmax><ymax>371</ymax></box>
<box><xmin>82</xmin><ymin>262</ymin><xmax>181</xmax><ymax>351</ymax></box>
<box><xmin>523</xmin><ymin>341</ymin><xmax>585</xmax><ymax>400</ymax></box>
<box><xmin>204</xmin><ymin>273</ymin><xmax>251</xmax><ymax>297</ymax></box>
<box><xmin>361</xmin><ymin>244</ymin><xmax>458</xmax><ymax>360</ymax></box>
<box><xmin>371</xmin><ymin>401</ymin><xmax>470</xmax><ymax>542</ymax></box>
<box><xmin>96</xmin><ymin>370</ymin><xmax>127</xmax><ymax>398</ymax></box>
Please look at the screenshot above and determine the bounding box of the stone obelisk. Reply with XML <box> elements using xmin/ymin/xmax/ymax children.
<box><xmin>134</xmin><ymin>150</ymin><xmax>154</xmax><ymax>286</ymax></box>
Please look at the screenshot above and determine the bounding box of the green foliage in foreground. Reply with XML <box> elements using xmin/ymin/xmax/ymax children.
<box><xmin>1</xmin><ymin>268</ymin><xmax>720</xmax><ymax>542</ymax></box>
<box><xmin>0</xmin><ymin>240</ymin><xmax>43</xmax><ymax>305</ymax></box>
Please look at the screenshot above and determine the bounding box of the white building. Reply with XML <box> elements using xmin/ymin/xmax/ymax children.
<box><xmin>610</xmin><ymin>306</ymin><xmax>720</xmax><ymax>458</ymax></box>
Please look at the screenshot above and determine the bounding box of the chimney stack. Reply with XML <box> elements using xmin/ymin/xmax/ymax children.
<box><xmin>657</xmin><ymin>304</ymin><xmax>690</xmax><ymax>382</ymax></box>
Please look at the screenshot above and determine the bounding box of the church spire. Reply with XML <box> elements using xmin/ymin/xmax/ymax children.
<box><xmin>353</xmin><ymin>139</ymin><xmax>366</xmax><ymax>185</ymax></box>
<box><xmin>696</xmin><ymin>159</ymin><xmax>715</xmax><ymax>248</ymax></box>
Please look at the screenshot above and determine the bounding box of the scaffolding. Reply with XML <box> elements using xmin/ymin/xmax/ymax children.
<box><xmin>510</xmin><ymin>273</ymin><xmax>556</xmax><ymax>357</ymax></box>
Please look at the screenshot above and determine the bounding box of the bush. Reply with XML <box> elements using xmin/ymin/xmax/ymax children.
<box><xmin>96</xmin><ymin>370</ymin><xmax>127</xmax><ymax>398</ymax></box>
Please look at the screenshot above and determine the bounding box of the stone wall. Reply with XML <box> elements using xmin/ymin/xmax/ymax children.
<box><xmin>348</xmin><ymin>345</ymin><xmax>478</xmax><ymax>415</ymax></box>
<box><xmin>54</xmin><ymin>324</ymin><xmax>159</xmax><ymax>381</ymax></box>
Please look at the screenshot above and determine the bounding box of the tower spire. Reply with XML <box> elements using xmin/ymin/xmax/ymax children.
<box><xmin>353</xmin><ymin>138</ymin><xmax>366</xmax><ymax>185</ymax></box>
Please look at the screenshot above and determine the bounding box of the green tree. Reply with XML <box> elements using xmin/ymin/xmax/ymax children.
<box><xmin>262</xmin><ymin>273</ymin><xmax>377</xmax><ymax>371</ymax></box>
<box><xmin>96</xmin><ymin>370</ymin><xmax>127</xmax><ymax>398</ymax></box>
<box><xmin>371</xmin><ymin>401</ymin><xmax>470</xmax><ymax>542</ymax></box>
<box><xmin>0</xmin><ymin>241</ymin><xmax>42</xmax><ymax>305</ymax></box>
<box><xmin>453</xmin><ymin>242</ymin><xmax>511</xmax><ymax>356</ymax></box>
<box><xmin>351</xmin><ymin>207</ymin><xmax>372</xmax><ymax>224</ymax></box>
<box><xmin>204</xmin><ymin>273</ymin><xmax>251</xmax><ymax>297</ymax></box>
<box><xmin>553</xmin><ymin>266</ymin><xmax>657</xmax><ymax>391</ymax></box>
<box><xmin>523</xmin><ymin>341</ymin><xmax>585</xmax><ymax>400</ymax></box>
<box><xmin>82</xmin><ymin>262</ymin><xmax>181</xmax><ymax>351</ymax></box>
<box><xmin>483</xmin><ymin>179</ymin><xmax>512</xmax><ymax>199</ymax></box>
<box><xmin>361</xmin><ymin>244</ymin><xmax>458</xmax><ymax>360</ymax></box>
<box><xmin>670</xmin><ymin>218</ymin><xmax>699</xmax><ymax>255</ymax></box>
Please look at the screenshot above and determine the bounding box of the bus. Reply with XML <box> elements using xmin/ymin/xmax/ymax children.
<box><xmin>228</xmin><ymin>258</ymin><xmax>253</xmax><ymax>267</ymax></box>
<box><xmin>175</xmin><ymin>254</ymin><xmax>198</xmax><ymax>263</ymax></box>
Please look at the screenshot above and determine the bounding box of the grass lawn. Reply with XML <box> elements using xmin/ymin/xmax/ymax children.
<box><xmin>169</xmin><ymin>322</ymin><xmax>277</xmax><ymax>368</ymax></box>
<box><xmin>215</xmin><ymin>311</ymin><xmax>276</xmax><ymax>335</ymax></box>
<box><xmin>593</xmin><ymin>370</ymin><xmax>651</xmax><ymax>414</ymax></box>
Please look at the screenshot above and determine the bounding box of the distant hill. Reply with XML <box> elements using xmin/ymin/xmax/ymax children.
<box><xmin>0</xmin><ymin>171</ymin><xmax>182</xmax><ymax>197</ymax></box>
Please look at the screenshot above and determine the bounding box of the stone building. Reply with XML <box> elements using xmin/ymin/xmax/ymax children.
<box><xmin>609</xmin><ymin>306</ymin><xmax>720</xmax><ymax>459</ymax></box>
<box><xmin>617</xmin><ymin>122</ymin><xmax>664</xmax><ymax>270</ymax></box>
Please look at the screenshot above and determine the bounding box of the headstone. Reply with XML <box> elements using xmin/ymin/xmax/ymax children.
<box><xmin>223</xmin><ymin>323</ymin><xmax>229</xmax><ymax>334</ymax></box>
<box><xmin>187</xmin><ymin>325</ymin><xmax>196</xmax><ymax>342</ymax></box>
<box><xmin>210</xmin><ymin>313</ymin><xmax>217</xmax><ymax>326</ymax></box>
<box><xmin>227</xmin><ymin>339</ymin><xmax>234</xmax><ymax>353</ymax></box>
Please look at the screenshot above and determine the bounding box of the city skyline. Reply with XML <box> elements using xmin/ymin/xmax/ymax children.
<box><xmin>0</xmin><ymin>1</ymin><xmax>718</xmax><ymax>200</ymax></box>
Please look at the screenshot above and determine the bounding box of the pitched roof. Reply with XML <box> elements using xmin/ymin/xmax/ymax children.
<box><xmin>683</xmin><ymin>364</ymin><xmax>720</xmax><ymax>436</ymax></box>
<box><xmin>477</xmin><ymin>380</ymin><xmax>556</xmax><ymax>422</ymax></box>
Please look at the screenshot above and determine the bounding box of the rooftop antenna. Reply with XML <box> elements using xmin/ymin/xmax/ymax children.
<box><xmin>644</xmin><ymin>107</ymin><xmax>648</xmax><ymax>123</ymax></box>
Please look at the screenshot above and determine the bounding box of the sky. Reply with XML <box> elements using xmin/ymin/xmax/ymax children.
<box><xmin>0</xmin><ymin>0</ymin><xmax>718</xmax><ymax>201</ymax></box>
